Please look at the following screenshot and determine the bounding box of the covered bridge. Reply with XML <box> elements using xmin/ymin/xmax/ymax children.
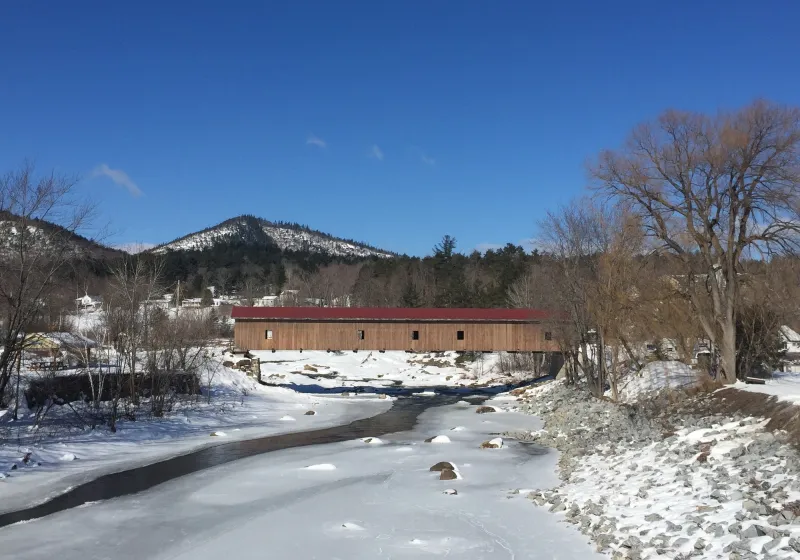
<box><xmin>231</xmin><ymin>307</ymin><xmax>558</xmax><ymax>352</ymax></box>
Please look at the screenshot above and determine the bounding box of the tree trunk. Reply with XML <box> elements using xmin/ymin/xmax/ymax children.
<box><xmin>719</xmin><ymin>318</ymin><xmax>738</xmax><ymax>384</ymax></box>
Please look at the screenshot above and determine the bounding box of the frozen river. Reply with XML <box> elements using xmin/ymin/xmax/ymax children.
<box><xmin>0</xmin><ymin>398</ymin><xmax>599</xmax><ymax>559</ymax></box>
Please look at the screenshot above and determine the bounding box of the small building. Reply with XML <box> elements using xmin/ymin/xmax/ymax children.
<box><xmin>232</xmin><ymin>307</ymin><xmax>558</xmax><ymax>352</ymax></box>
<box><xmin>24</xmin><ymin>332</ymin><xmax>98</xmax><ymax>368</ymax></box>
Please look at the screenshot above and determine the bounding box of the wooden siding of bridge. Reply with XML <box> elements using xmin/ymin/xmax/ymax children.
<box><xmin>234</xmin><ymin>320</ymin><xmax>557</xmax><ymax>352</ymax></box>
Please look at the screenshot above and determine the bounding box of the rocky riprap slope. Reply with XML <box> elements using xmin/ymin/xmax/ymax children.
<box><xmin>507</xmin><ymin>382</ymin><xmax>800</xmax><ymax>559</ymax></box>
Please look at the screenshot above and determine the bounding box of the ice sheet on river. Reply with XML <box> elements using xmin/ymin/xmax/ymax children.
<box><xmin>0</xmin><ymin>398</ymin><xmax>600</xmax><ymax>559</ymax></box>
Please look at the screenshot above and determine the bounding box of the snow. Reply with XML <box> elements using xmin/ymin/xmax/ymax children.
<box><xmin>152</xmin><ymin>217</ymin><xmax>394</xmax><ymax>258</ymax></box>
<box><xmin>735</xmin><ymin>371</ymin><xmax>800</xmax><ymax>405</ymax></box>
<box><xmin>254</xmin><ymin>350</ymin><xmax>536</xmax><ymax>391</ymax></box>
<box><xmin>615</xmin><ymin>360</ymin><xmax>699</xmax><ymax>402</ymax></box>
<box><xmin>0</xmin><ymin>397</ymin><xmax>600</xmax><ymax>559</ymax></box>
<box><xmin>303</xmin><ymin>463</ymin><xmax>337</xmax><ymax>471</ymax></box>
<box><xmin>0</xmin><ymin>359</ymin><xmax>390</xmax><ymax>516</ymax></box>
<box><xmin>426</xmin><ymin>435</ymin><xmax>451</xmax><ymax>443</ymax></box>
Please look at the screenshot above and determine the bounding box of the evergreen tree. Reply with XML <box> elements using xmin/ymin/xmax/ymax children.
<box><xmin>401</xmin><ymin>281</ymin><xmax>421</xmax><ymax>307</ymax></box>
<box><xmin>201</xmin><ymin>288</ymin><xmax>214</xmax><ymax>307</ymax></box>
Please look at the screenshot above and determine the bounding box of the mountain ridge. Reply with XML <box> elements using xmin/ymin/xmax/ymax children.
<box><xmin>149</xmin><ymin>214</ymin><xmax>396</xmax><ymax>259</ymax></box>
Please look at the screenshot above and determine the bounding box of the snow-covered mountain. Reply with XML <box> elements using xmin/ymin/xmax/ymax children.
<box><xmin>150</xmin><ymin>215</ymin><xmax>394</xmax><ymax>258</ymax></box>
<box><xmin>0</xmin><ymin>213</ymin><xmax>123</xmax><ymax>260</ymax></box>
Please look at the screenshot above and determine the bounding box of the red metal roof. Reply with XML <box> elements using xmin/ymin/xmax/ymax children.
<box><xmin>231</xmin><ymin>306</ymin><xmax>554</xmax><ymax>322</ymax></box>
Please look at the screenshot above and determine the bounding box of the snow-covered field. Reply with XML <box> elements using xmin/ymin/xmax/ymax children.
<box><xmin>255</xmin><ymin>350</ymin><xmax>533</xmax><ymax>391</ymax></box>
<box><xmin>0</xmin><ymin>361</ymin><xmax>390</xmax><ymax>515</ymax></box>
<box><xmin>0</xmin><ymin>396</ymin><xmax>601</xmax><ymax>559</ymax></box>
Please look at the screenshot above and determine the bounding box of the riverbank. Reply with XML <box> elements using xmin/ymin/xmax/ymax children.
<box><xmin>511</xmin><ymin>380</ymin><xmax>800</xmax><ymax>558</ymax></box>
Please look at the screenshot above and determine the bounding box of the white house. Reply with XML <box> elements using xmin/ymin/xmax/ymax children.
<box><xmin>75</xmin><ymin>294</ymin><xmax>103</xmax><ymax>311</ymax></box>
<box><xmin>780</xmin><ymin>326</ymin><xmax>800</xmax><ymax>373</ymax></box>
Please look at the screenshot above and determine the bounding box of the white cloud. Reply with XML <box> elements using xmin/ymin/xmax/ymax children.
<box><xmin>475</xmin><ymin>243</ymin><xmax>504</xmax><ymax>253</ymax></box>
<box><xmin>92</xmin><ymin>164</ymin><xmax>142</xmax><ymax>197</ymax></box>
<box><xmin>114</xmin><ymin>242</ymin><xmax>155</xmax><ymax>254</ymax></box>
<box><xmin>370</xmin><ymin>144</ymin><xmax>384</xmax><ymax>161</ymax></box>
<box><xmin>306</xmin><ymin>134</ymin><xmax>327</xmax><ymax>148</ymax></box>
<box><xmin>421</xmin><ymin>154</ymin><xmax>436</xmax><ymax>166</ymax></box>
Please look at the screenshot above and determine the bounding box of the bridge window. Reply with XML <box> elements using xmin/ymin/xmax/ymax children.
<box><xmin>357</xmin><ymin>330</ymin><xmax>365</xmax><ymax>340</ymax></box>
<box><xmin>265</xmin><ymin>329</ymin><xmax>273</xmax><ymax>340</ymax></box>
<box><xmin>411</xmin><ymin>330</ymin><xmax>419</xmax><ymax>340</ymax></box>
<box><xmin>456</xmin><ymin>330</ymin><xmax>464</xmax><ymax>340</ymax></box>
<box><xmin>544</xmin><ymin>331</ymin><xmax>552</xmax><ymax>341</ymax></box>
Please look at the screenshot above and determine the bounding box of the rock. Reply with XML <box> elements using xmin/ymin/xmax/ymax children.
<box><xmin>443</xmin><ymin>488</ymin><xmax>458</xmax><ymax>495</ymax></box>
<box><xmin>672</xmin><ymin>537</ymin><xmax>690</xmax><ymax>548</ymax></box>
<box><xmin>595</xmin><ymin>534</ymin><xmax>617</xmax><ymax>551</ymax></box>
<box><xmin>378</xmin><ymin>394</ymin><xmax>388</xmax><ymax>399</ymax></box>
<box><xmin>549</xmin><ymin>502</ymin><xmax>566</xmax><ymax>513</ymax></box>
<box><xmin>705</xmin><ymin>523</ymin><xmax>725</xmax><ymax>538</ymax></box>
<box><xmin>304</xmin><ymin>410</ymin><xmax>316</xmax><ymax>415</ymax></box>
<box><xmin>222</xmin><ymin>360</ymin><xmax>234</xmax><ymax>368</ymax></box>
<box><xmin>644</xmin><ymin>513</ymin><xmax>662</xmax><ymax>522</ymax></box>
<box><xmin>694</xmin><ymin>537</ymin><xmax>706</xmax><ymax>551</ymax></box>
<box><xmin>740</xmin><ymin>524</ymin><xmax>767</xmax><ymax>539</ymax></box>
<box><xmin>480</xmin><ymin>438</ymin><xmax>503</xmax><ymax>449</ymax></box>
<box><xmin>729</xmin><ymin>445</ymin><xmax>746</xmax><ymax>459</ymax></box>
<box><xmin>667</xmin><ymin>521</ymin><xmax>683</xmax><ymax>531</ymax></box>
<box><xmin>430</xmin><ymin>461</ymin><xmax>456</xmax><ymax>472</ymax></box>
<box><xmin>439</xmin><ymin>468</ymin><xmax>458</xmax><ymax>481</ymax></box>
<box><xmin>789</xmin><ymin>537</ymin><xmax>800</xmax><ymax>553</ymax></box>
<box><xmin>424</xmin><ymin>435</ymin><xmax>451</xmax><ymax>443</ymax></box>
<box><xmin>475</xmin><ymin>406</ymin><xmax>496</xmax><ymax>414</ymax></box>
<box><xmin>762</xmin><ymin>537</ymin><xmax>781</xmax><ymax>553</ymax></box>
<box><xmin>620</xmin><ymin>535</ymin><xmax>643</xmax><ymax>550</ymax></box>
<box><xmin>710</xmin><ymin>489</ymin><xmax>727</xmax><ymax>502</ymax></box>
<box><xmin>742</xmin><ymin>499</ymin><xmax>759</xmax><ymax>511</ymax></box>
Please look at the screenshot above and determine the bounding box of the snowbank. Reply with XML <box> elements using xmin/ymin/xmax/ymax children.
<box><xmin>616</xmin><ymin>360</ymin><xmax>698</xmax><ymax>402</ymax></box>
<box><xmin>519</xmin><ymin>380</ymin><xmax>800</xmax><ymax>558</ymax></box>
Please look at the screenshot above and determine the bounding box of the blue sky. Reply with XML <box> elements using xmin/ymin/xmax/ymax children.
<box><xmin>1</xmin><ymin>1</ymin><xmax>798</xmax><ymax>256</ymax></box>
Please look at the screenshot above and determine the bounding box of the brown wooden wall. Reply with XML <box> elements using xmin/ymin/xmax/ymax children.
<box><xmin>234</xmin><ymin>320</ymin><xmax>558</xmax><ymax>352</ymax></box>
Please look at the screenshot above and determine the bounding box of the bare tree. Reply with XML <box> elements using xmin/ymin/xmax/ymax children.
<box><xmin>593</xmin><ymin>100</ymin><xmax>800</xmax><ymax>383</ymax></box>
<box><xmin>541</xmin><ymin>198</ymin><xmax>609</xmax><ymax>395</ymax></box>
<box><xmin>507</xmin><ymin>263</ymin><xmax>558</xmax><ymax>309</ymax></box>
<box><xmin>103</xmin><ymin>256</ymin><xmax>163</xmax><ymax>430</ymax></box>
<box><xmin>0</xmin><ymin>162</ymin><xmax>93</xmax><ymax>406</ymax></box>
